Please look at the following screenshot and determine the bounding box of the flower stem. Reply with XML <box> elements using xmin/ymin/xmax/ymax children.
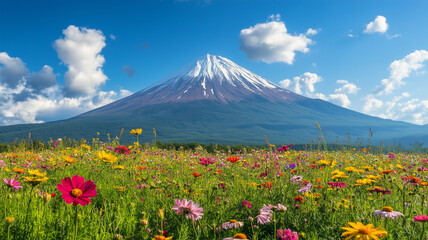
<box><xmin>74</xmin><ymin>205</ymin><xmax>78</xmax><ymax>240</ymax></box>
<box><xmin>420</xmin><ymin>222</ymin><xmax>425</xmax><ymax>240</ymax></box>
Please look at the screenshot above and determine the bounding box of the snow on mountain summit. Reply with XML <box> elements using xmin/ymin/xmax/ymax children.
<box><xmin>104</xmin><ymin>54</ymin><xmax>305</xmax><ymax>109</ymax></box>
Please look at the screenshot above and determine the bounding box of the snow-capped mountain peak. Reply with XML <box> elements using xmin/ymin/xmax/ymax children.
<box><xmin>108</xmin><ymin>54</ymin><xmax>304</xmax><ymax>108</ymax></box>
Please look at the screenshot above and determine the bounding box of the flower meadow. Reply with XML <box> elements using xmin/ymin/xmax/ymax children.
<box><xmin>0</xmin><ymin>135</ymin><xmax>427</xmax><ymax>239</ymax></box>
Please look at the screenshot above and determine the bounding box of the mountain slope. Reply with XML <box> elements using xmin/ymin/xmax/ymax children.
<box><xmin>0</xmin><ymin>54</ymin><xmax>427</xmax><ymax>145</ymax></box>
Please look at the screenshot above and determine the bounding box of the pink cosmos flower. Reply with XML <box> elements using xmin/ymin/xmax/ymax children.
<box><xmin>57</xmin><ymin>175</ymin><xmax>97</xmax><ymax>206</ymax></box>
<box><xmin>3</xmin><ymin>178</ymin><xmax>22</xmax><ymax>191</ymax></box>
<box><xmin>374</xmin><ymin>207</ymin><xmax>404</xmax><ymax>219</ymax></box>
<box><xmin>222</xmin><ymin>220</ymin><xmax>244</xmax><ymax>229</ymax></box>
<box><xmin>172</xmin><ymin>198</ymin><xmax>203</xmax><ymax>221</ymax></box>
<box><xmin>256</xmin><ymin>205</ymin><xmax>272</xmax><ymax>224</ymax></box>
<box><xmin>298</xmin><ymin>182</ymin><xmax>312</xmax><ymax>193</ymax></box>
<box><xmin>277</xmin><ymin>228</ymin><xmax>299</xmax><ymax>240</ymax></box>
<box><xmin>290</xmin><ymin>176</ymin><xmax>303</xmax><ymax>183</ymax></box>
<box><xmin>414</xmin><ymin>215</ymin><xmax>428</xmax><ymax>222</ymax></box>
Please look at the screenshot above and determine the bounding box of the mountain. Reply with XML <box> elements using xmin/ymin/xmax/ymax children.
<box><xmin>1</xmin><ymin>54</ymin><xmax>427</xmax><ymax>145</ymax></box>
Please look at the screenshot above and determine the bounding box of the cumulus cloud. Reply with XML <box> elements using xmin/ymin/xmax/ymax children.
<box><xmin>328</xmin><ymin>93</ymin><xmax>351</xmax><ymax>108</ymax></box>
<box><xmin>374</xmin><ymin>50</ymin><xmax>428</xmax><ymax>95</ymax></box>
<box><xmin>239</xmin><ymin>14</ymin><xmax>316</xmax><ymax>64</ymax></box>
<box><xmin>0</xmin><ymin>52</ymin><xmax>29</xmax><ymax>88</ymax></box>
<box><xmin>363</xmin><ymin>95</ymin><xmax>383</xmax><ymax>113</ymax></box>
<box><xmin>280</xmin><ymin>72</ymin><xmax>321</xmax><ymax>94</ymax></box>
<box><xmin>364</xmin><ymin>16</ymin><xmax>388</xmax><ymax>34</ymax></box>
<box><xmin>0</xmin><ymin>30</ymin><xmax>131</xmax><ymax>126</ymax></box>
<box><xmin>122</xmin><ymin>65</ymin><xmax>136</xmax><ymax>78</ymax></box>
<box><xmin>27</xmin><ymin>65</ymin><xmax>58</xmax><ymax>93</ymax></box>
<box><xmin>335</xmin><ymin>80</ymin><xmax>360</xmax><ymax>95</ymax></box>
<box><xmin>54</xmin><ymin>25</ymin><xmax>108</xmax><ymax>97</ymax></box>
<box><xmin>365</xmin><ymin>92</ymin><xmax>428</xmax><ymax>125</ymax></box>
<box><xmin>280</xmin><ymin>73</ymin><xmax>357</xmax><ymax>108</ymax></box>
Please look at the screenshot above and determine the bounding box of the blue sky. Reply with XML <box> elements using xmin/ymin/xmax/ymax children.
<box><xmin>1</xmin><ymin>0</ymin><xmax>428</xmax><ymax>125</ymax></box>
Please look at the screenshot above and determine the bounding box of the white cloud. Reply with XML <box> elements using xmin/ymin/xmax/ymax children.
<box><xmin>374</xmin><ymin>50</ymin><xmax>428</xmax><ymax>95</ymax></box>
<box><xmin>328</xmin><ymin>93</ymin><xmax>351</xmax><ymax>108</ymax></box>
<box><xmin>306</xmin><ymin>28</ymin><xmax>319</xmax><ymax>36</ymax></box>
<box><xmin>27</xmin><ymin>65</ymin><xmax>58</xmax><ymax>93</ymax></box>
<box><xmin>239</xmin><ymin>14</ymin><xmax>316</xmax><ymax>64</ymax></box>
<box><xmin>54</xmin><ymin>25</ymin><xmax>108</xmax><ymax>97</ymax></box>
<box><xmin>335</xmin><ymin>80</ymin><xmax>360</xmax><ymax>94</ymax></box>
<box><xmin>0</xmin><ymin>52</ymin><xmax>29</xmax><ymax>88</ymax></box>
<box><xmin>363</xmin><ymin>95</ymin><xmax>383</xmax><ymax>113</ymax></box>
<box><xmin>364</xmin><ymin>16</ymin><xmax>388</xmax><ymax>34</ymax></box>
<box><xmin>280</xmin><ymin>73</ymin><xmax>356</xmax><ymax>108</ymax></box>
<box><xmin>280</xmin><ymin>72</ymin><xmax>321</xmax><ymax>94</ymax></box>
<box><xmin>0</xmin><ymin>50</ymin><xmax>132</xmax><ymax>126</ymax></box>
<box><xmin>109</xmin><ymin>34</ymin><xmax>116</xmax><ymax>40</ymax></box>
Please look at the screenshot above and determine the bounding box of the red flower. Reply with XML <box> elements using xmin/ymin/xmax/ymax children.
<box><xmin>193</xmin><ymin>172</ymin><xmax>201</xmax><ymax>177</ymax></box>
<box><xmin>293</xmin><ymin>195</ymin><xmax>304</xmax><ymax>203</ymax></box>
<box><xmin>115</xmin><ymin>145</ymin><xmax>131</xmax><ymax>155</ymax></box>
<box><xmin>57</xmin><ymin>175</ymin><xmax>97</xmax><ymax>206</ymax></box>
<box><xmin>226</xmin><ymin>156</ymin><xmax>240</xmax><ymax>163</ymax></box>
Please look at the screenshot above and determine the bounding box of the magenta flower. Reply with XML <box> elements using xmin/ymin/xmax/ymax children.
<box><xmin>172</xmin><ymin>198</ymin><xmax>203</xmax><ymax>221</ymax></box>
<box><xmin>3</xmin><ymin>178</ymin><xmax>22</xmax><ymax>191</ymax></box>
<box><xmin>277</xmin><ymin>228</ymin><xmax>299</xmax><ymax>240</ymax></box>
<box><xmin>115</xmin><ymin>145</ymin><xmax>130</xmax><ymax>155</ymax></box>
<box><xmin>414</xmin><ymin>215</ymin><xmax>428</xmax><ymax>222</ymax></box>
<box><xmin>198</xmin><ymin>157</ymin><xmax>217</xmax><ymax>166</ymax></box>
<box><xmin>278</xmin><ymin>144</ymin><xmax>294</xmax><ymax>152</ymax></box>
<box><xmin>57</xmin><ymin>175</ymin><xmax>97</xmax><ymax>206</ymax></box>
<box><xmin>328</xmin><ymin>182</ymin><xmax>347</xmax><ymax>188</ymax></box>
<box><xmin>242</xmin><ymin>200</ymin><xmax>252</xmax><ymax>209</ymax></box>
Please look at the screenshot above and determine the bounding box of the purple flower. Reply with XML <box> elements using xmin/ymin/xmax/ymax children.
<box><xmin>3</xmin><ymin>178</ymin><xmax>22</xmax><ymax>191</ymax></box>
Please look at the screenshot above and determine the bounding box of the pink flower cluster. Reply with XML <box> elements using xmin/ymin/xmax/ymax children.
<box><xmin>327</xmin><ymin>182</ymin><xmax>347</xmax><ymax>188</ymax></box>
<box><xmin>242</xmin><ymin>200</ymin><xmax>252</xmax><ymax>209</ymax></box>
<box><xmin>277</xmin><ymin>228</ymin><xmax>299</xmax><ymax>240</ymax></box>
<box><xmin>414</xmin><ymin>215</ymin><xmax>428</xmax><ymax>222</ymax></box>
<box><xmin>198</xmin><ymin>157</ymin><xmax>217</xmax><ymax>166</ymax></box>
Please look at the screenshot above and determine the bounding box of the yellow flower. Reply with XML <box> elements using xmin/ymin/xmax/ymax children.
<box><xmin>28</xmin><ymin>169</ymin><xmax>47</xmax><ymax>177</ymax></box>
<box><xmin>366</xmin><ymin>175</ymin><xmax>381</xmax><ymax>180</ymax></box>
<box><xmin>81</xmin><ymin>144</ymin><xmax>91</xmax><ymax>150</ymax></box>
<box><xmin>331</xmin><ymin>171</ymin><xmax>349</xmax><ymax>180</ymax></box>
<box><xmin>341</xmin><ymin>222</ymin><xmax>387</xmax><ymax>240</ymax></box>
<box><xmin>22</xmin><ymin>176</ymin><xmax>49</xmax><ymax>185</ymax></box>
<box><xmin>63</xmin><ymin>155</ymin><xmax>77</xmax><ymax>163</ymax></box>
<box><xmin>112</xmin><ymin>165</ymin><xmax>125</xmax><ymax>170</ymax></box>
<box><xmin>355</xmin><ymin>178</ymin><xmax>375</xmax><ymax>186</ymax></box>
<box><xmin>98</xmin><ymin>151</ymin><xmax>118</xmax><ymax>163</ymax></box>
<box><xmin>362</xmin><ymin>165</ymin><xmax>374</xmax><ymax>171</ymax></box>
<box><xmin>317</xmin><ymin>159</ymin><xmax>336</xmax><ymax>167</ymax></box>
<box><xmin>345</xmin><ymin>167</ymin><xmax>364</xmax><ymax>173</ymax></box>
<box><xmin>130</xmin><ymin>129</ymin><xmax>143</xmax><ymax>135</ymax></box>
<box><xmin>5</xmin><ymin>216</ymin><xmax>14</xmax><ymax>224</ymax></box>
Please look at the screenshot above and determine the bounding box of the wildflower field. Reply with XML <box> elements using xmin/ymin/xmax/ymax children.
<box><xmin>0</xmin><ymin>135</ymin><xmax>427</xmax><ymax>240</ymax></box>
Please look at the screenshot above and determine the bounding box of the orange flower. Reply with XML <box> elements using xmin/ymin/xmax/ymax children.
<box><xmin>294</xmin><ymin>195</ymin><xmax>304</xmax><ymax>203</ymax></box>
<box><xmin>226</xmin><ymin>156</ymin><xmax>240</xmax><ymax>163</ymax></box>
<box><xmin>13</xmin><ymin>167</ymin><xmax>26</xmax><ymax>173</ymax></box>
<box><xmin>137</xmin><ymin>166</ymin><xmax>147</xmax><ymax>170</ymax></box>
<box><xmin>192</xmin><ymin>172</ymin><xmax>201</xmax><ymax>177</ymax></box>
<box><xmin>261</xmin><ymin>181</ymin><xmax>273</xmax><ymax>189</ymax></box>
<box><xmin>380</xmin><ymin>170</ymin><xmax>395</xmax><ymax>174</ymax></box>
